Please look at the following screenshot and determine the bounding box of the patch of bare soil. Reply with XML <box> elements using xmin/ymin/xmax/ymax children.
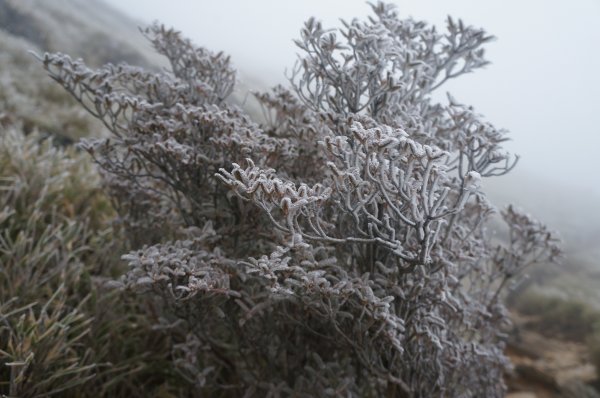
<box><xmin>506</xmin><ymin>312</ymin><xmax>599</xmax><ymax>398</ymax></box>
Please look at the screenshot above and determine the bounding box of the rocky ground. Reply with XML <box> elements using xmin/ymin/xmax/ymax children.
<box><xmin>506</xmin><ymin>312</ymin><xmax>599</xmax><ymax>398</ymax></box>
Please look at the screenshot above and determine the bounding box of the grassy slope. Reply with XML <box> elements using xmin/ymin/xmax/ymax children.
<box><xmin>0</xmin><ymin>0</ymin><xmax>164</xmax><ymax>141</ymax></box>
<box><xmin>0</xmin><ymin>0</ymin><xmax>255</xmax><ymax>141</ymax></box>
<box><xmin>0</xmin><ymin>3</ymin><xmax>182</xmax><ymax>395</ymax></box>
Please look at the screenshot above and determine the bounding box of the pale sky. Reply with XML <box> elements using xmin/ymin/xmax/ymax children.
<box><xmin>104</xmin><ymin>0</ymin><xmax>600</xmax><ymax>197</ymax></box>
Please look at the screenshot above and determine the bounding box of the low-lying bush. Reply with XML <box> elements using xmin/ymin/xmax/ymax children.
<box><xmin>35</xmin><ymin>2</ymin><xmax>561</xmax><ymax>396</ymax></box>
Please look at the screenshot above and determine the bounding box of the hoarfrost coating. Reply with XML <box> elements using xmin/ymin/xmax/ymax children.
<box><xmin>41</xmin><ymin>3</ymin><xmax>561</xmax><ymax>396</ymax></box>
<box><xmin>105</xmin><ymin>0</ymin><xmax>600</xmax><ymax>197</ymax></box>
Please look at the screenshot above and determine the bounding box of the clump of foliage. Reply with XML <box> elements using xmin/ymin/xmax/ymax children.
<box><xmin>0</xmin><ymin>125</ymin><xmax>103</xmax><ymax>396</ymax></box>
<box><xmin>39</xmin><ymin>3</ymin><xmax>560</xmax><ymax>397</ymax></box>
<box><xmin>0</xmin><ymin>125</ymin><xmax>185</xmax><ymax>397</ymax></box>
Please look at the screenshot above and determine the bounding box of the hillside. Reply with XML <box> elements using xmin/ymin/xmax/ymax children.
<box><xmin>0</xmin><ymin>0</ymin><xmax>258</xmax><ymax>143</ymax></box>
<box><xmin>0</xmin><ymin>0</ymin><xmax>164</xmax><ymax>142</ymax></box>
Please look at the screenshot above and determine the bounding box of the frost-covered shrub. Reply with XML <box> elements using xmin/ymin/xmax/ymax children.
<box><xmin>41</xmin><ymin>3</ymin><xmax>561</xmax><ymax>397</ymax></box>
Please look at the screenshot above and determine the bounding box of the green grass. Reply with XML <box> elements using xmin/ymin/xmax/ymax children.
<box><xmin>0</xmin><ymin>125</ymin><xmax>186</xmax><ymax>397</ymax></box>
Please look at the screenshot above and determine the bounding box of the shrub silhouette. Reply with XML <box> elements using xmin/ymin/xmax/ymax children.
<box><xmin>40</xmin><ymin>2</ymin><xmax>560</xmax><ymax>396</ymax></box>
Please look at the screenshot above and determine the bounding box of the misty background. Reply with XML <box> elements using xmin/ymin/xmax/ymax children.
<box><xmin>103</xmin><ymin>0</ymin><xmax>600</xmax><ymax>198</ymax></box>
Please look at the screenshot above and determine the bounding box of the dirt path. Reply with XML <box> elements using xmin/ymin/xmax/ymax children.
<box><xmin>506</xmin><ymin>312</ymin><xmax>597</xmax><ymax>397</ymax></box>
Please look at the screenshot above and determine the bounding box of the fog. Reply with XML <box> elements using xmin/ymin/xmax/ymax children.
<box><xmin>104</xmin><ymin>0</ymin><xmax>600</xmax><ymax>200</ymax></box>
